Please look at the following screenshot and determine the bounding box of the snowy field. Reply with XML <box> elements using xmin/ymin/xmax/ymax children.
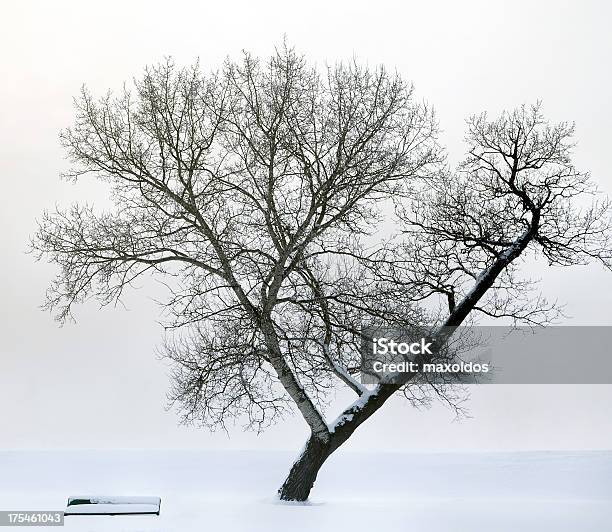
<box><xmin>1</xmin><ymin>449</ymin><xmax>611</xmax><ymax>531</ymax></box>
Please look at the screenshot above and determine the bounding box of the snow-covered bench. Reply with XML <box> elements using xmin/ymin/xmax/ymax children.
<box><xmin>64</xmin><ymin>496</ymin><xmax>161</xmax><ymax>515</ymax></box>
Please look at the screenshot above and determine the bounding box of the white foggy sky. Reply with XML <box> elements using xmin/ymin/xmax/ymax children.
<box><xmin>1</xmin><ymin>0</ymin><xmax>612</xmax><ymax>452</ymax></box>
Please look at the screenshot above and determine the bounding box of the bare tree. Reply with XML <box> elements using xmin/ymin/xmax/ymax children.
<box><xmin>33</xmin><ymin>44</ymin><xmax>611</xmax><ymax>501</ymax></box>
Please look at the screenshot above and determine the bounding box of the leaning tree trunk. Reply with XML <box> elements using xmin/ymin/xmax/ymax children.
<box><xmin>278</xmin><ymin>225</ymin><xmax>539</xmax><ymax>502</ymax></box>
<box><xmin>278</xmin><ymin>387</ymin><xmax>397</xmax><ymax>501</ymax></box>
<box><xmin>278</xmin><ymin>434</ymin><xmax>333</xmax><ymax>501</ymax></box>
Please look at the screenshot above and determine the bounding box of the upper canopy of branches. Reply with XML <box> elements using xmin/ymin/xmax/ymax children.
<box><xmin>33</xmin><ymin>45</ymin><xmax>611</xmax><ymax>431</ymax></box>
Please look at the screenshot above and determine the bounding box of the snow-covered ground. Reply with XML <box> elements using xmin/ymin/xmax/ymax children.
<box><xmin>1</xmin><ymin>449</ymin><xmax>610</xmax><ymax>531</ymax></box>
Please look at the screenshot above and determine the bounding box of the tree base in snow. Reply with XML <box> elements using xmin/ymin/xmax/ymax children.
<box><xmin>278</xmin><ymin>435</ymin><xmax>331</xmax><ymax>501</ymax></box>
